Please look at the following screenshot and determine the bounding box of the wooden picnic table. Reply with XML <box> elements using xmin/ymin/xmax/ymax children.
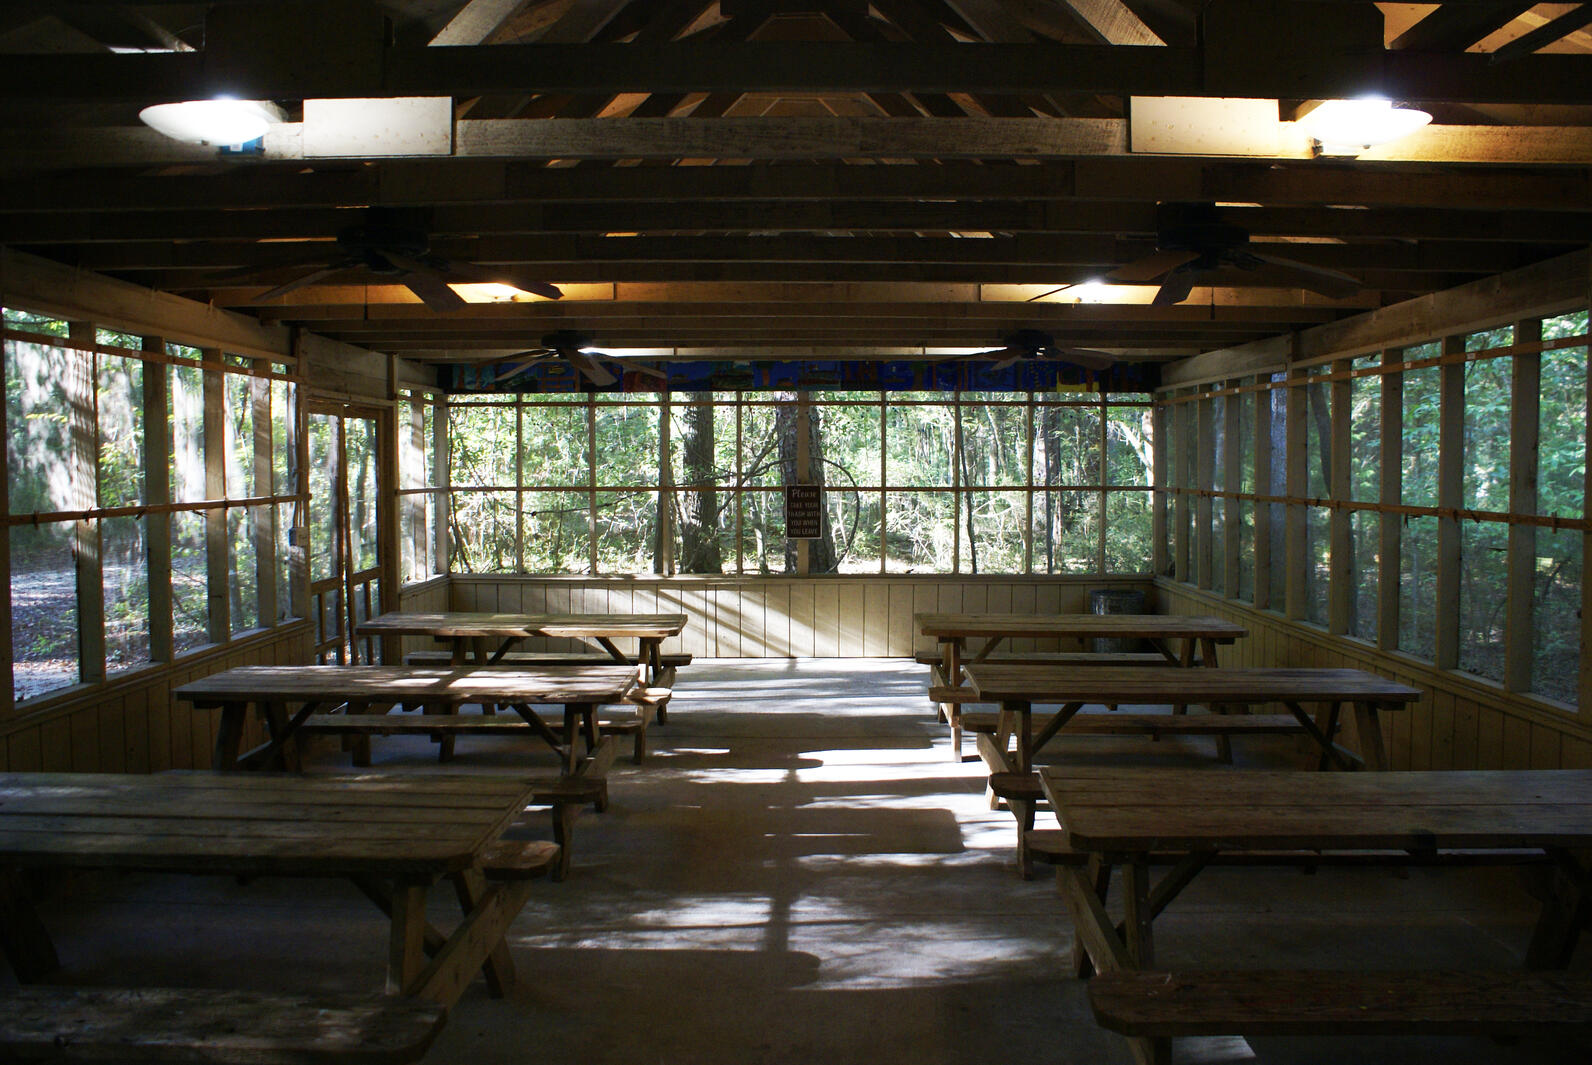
<box><xmin>0</xmin><ymin>770</ymin><xmax>558</xmax><ymax>1007</ymax></box>
<box><xmin>916</xmin><ymin>612</ymin><xmax>1247</xmax><ymax>687</ymax></box>
<box><xmin>175</xmin><ymin>664</ymin><xmax>638</xmax><ymax>775</ymax></box>
<box><xmin>965</xmin><ymin>665</ymin><xmax>1420</xmax><ymax>774</ymax></box>
<box><xmin>355</xmin><ymin>611</ymin><xmax>687</xmax><ymax>685</ymax></box>
<box><xmin>1042</xmin><ymin>766</ymin><xmax>1592</xmax><ymax>1064</ymax></box>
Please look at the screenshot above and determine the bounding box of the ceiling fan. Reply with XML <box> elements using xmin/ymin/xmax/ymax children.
<box><xmin>212</xmin><ymin>207</ymin><xmax>562</xmax><ymax>311</ymax></box>
<box><xmin>478</xmin><ymin>330</ymin><xmax>668</xmax><ymax>388</ymax></box>
<box><xmin>1108</xmin><ymin>202</ymin><xmax>1361</xmax><ymax>306</ymax></box>
<box><xmin>968</xmin><ymin>329</ymin><xmax>1118</xmax><ymax>371</ymax></box>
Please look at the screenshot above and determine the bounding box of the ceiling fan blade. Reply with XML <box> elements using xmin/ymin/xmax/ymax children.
<box><xmin>1152</xmin><ymin>269</ymin><xmax>1200</xmax><ymax>306</ymax></box>
<box><xmin>398</xmin><ymin>272</ymin><xmax>469</xmax><ymax>312</ymax></box>
<box><xmin>1057</xmin><ymin>347</ymin><xmax>1117</xmax><ymax>371</ymax></box>
<box><xmin>205</xmin><ymin>249</ymin><xmax>337</xmax><ymax>286</ymax></box>
<box><xmin>567</xmin><ymin>349</ymin><xmax>617</xmax><ymax>387</ymax></box>
<box><xmin>990</xmin><ymin>352</ymin><xmax>1023</xmax><ymax>371</ymax></box>
<box><xmin>1246</xmin><ymin>252</ymin><xmax>1362</xmax><ymax>299</ymax></box>
<box><xmin>471</xmin><ymin>348</ymin><xmax>553</xmax><ymax>368</ymax></box>
<box><xmin>427</xmin><ymin>257</ymin><xmax>564</xmax><ymax>300</ymax></box>
<box><xmin>1107</xmin><ymin>249</ymin><xmax>1200</xmax><ymax>284</ymax></box>
<box><xmin>253</xmin><ymin>263</ymin><xmax>355</xmax><ymax>303</ymax></box>
<box><xmin>602</xmin><ymin>358</ymin><xmax>667</xmax><ymax>380</ymax></box>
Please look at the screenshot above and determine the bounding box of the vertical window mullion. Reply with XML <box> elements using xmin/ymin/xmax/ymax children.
<box><xmin>1195</xmin><ymin>394</ymin><xmax>1214</xmax><ymax>589</ymax></box>
<box><xmin>952</xmin><ymin>394</ymin><xmax>963</xmax><ymax>575</ymax></box>
<box><xmin>514</xmin><ymin>398</ymin><xmax>524</xmax><ymax>574</ymax></box>
<box><xmin>251</xmin><ymin>373</ymin><xmax>276</xmax><ymax>626</ymax></box>
<box><xmin>1328</xmin><ymin>358</ymin><xmax>1353</xmax><ymax>634</ymax></box>
<box><xmin>201</xmin><ymin>353</ymin><xmax>228</xmax><ymax>644</ymax></box>
<box><xmin>1377</xmin><ymin>350</ymin><xmax>1403</xmax><ymax>651</ymax></box>
<box><xmin>69</xmin><ymin>321</ymin><xmax>105</xmax><ymax>684</ymax></box>
<box><xmin>1223</xmin><ymin>379</ymin><xmax>1242</xmax><ymax>597</ymax></box>
<box><xmin>1506</xmin><ymin>318</ymin><xmax>1541</xmax><ymax>693</ymax></box>
<box><xmin>1095</xmin><ymin>394</ymin><xmax>1107</xmax><ymax>575</ymax></box>
<box><xmin>1151</xmin><ymin>398</ymin><xmax>1168</xmax><ymax>578</ymax></box>
<box><xmin>1284</xmin><ymin>366</ymin><xmax>1308</xmax><ymax>620</ymax></box>
<box><xmin>1024</xmin><ymin>392</ymin><xmax>1035</xmax><ymax>574</ymax></box>
<box><xmin>587</xmin><ymin>396</ymin><xmax>598</xmax><ymax>575</ymax></box>
<box><xmin>1435</xmin><ymin>335</ymin><xmax>1465</xmax><ymax>670</ymax></box>
<box><xmin>1252</xmin><ymin>378</ymin><xmax>1273</xmax><ymax>611</ymax></box>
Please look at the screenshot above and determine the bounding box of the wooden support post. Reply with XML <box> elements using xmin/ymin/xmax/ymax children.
<box><xmin>251</xmin><ymin>373</ymin><xmax>276</xmax><ymax>628</ymax></box>
<box><xmin>1172</xmin><ymin>397</ymin><xmax>1190</xmax><ymax>584</ymax></box>
<box><xmin>1377</xmin><ymin>348</ymin><xmax>1402</xmax><ymax>652</ymax></box>
<box><xmin>431</xmin><ymin>390</ymin><xmax>449</xmax><ymax>579</ymax></box>
<box><xmin>1507</xmin><ymin>318</ymin><xmax>1542</xmax><ymax>693</ymax></box>
<box><xmin>286</xmin><ymin>347</ymin><xmax>310</xmax><ymax>625</ymax></box>
<box><xmin>1150</xmin><ymin>399</ymin><xmax>1168</xmax><ymax>578</ymax></box>
<box><xmin>1435</xmin><ymin>334</ymin><xmax>1465</xmax><ymax>670</ymax></box>
<box><xmin>1253</xmin><ymin>375</ymin><xmax>1274</xmax><ymax>611</ymax></box>
<box><xmin>1195</xmin><ymin>393</ymin><xmax>1214</xmax><ymax>589</ymax></box>
<box><xmin>202</xmin><ymin>350</ymin><xmax>229</xmax><ymax>643</ymax></box>
<box><xmin>1328</xmin><ymin>357</ymin><xmax>1353</xmax><ymax>635</ymax></box>
<box><xmin>1223</xmin><ymin>378</ymin><xmax>1242</xmax><ymax>598</ymax></box>
<box><xmin>796</xmin><ymin>390</ymin><xmax>811</xmax><ymax>576</ymax></box>
<box><xmin>1285</xmin><ymin>364</ymin><xmax>1308</xmax><ymax>621</ymax></box>
<box><xmin>68</xmin><ymin>321</ymin><xmax>105</xmax><ymax>684</ymax></box>
<box><xmin>143</xmin><ymin>335</ymin><xmax>173</xmax><ymax>663</ymax></box>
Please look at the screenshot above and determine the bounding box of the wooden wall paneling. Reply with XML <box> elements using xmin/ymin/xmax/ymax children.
<box><xmin>1435</xmin><ymin>335</ymin><xmax>1466</xmax><ymax>670</ymax></box>
<box><xmin>838</xmin><ymin>582</ymin><xmax>865</xmax><ymax>657</ymax></box>
<box><xmin>911</xmin><ymin>583</ymin><xmax>937</xmax><ymax>656</ymax></box>
<box><xmin>1008</xmin><ymin>584</ymin><xmax>1036</xmax><ymax>653</ymax></box>
<box><xmin>743</xmin><ymin>583</ymin><xmax>769</xmax><ymax>657</ymax></box>
<box><xmin>70</xmin><ymin>708</ymin><xmax>99</xmax><ymax>772</ymax></box>
<box><xmin>1452</xmin><ymin>694</ymin><xmax>1480</xmax><ymax>769</ymax></box>
<box><xmin>1530</xmin><ymin>723</ymin><xmax>1564</xmax><ymax>768</ymax></box>
<box><xmin>147</xmin><ymin>682</ymin><xmax>173</xmax><ymax>772</ymax></box>
<box><xmin>861</xmin><ymin>583</ymin><xmax>886</xmax><ymax>656</ymax></box>
<box><xmin>960</xmin><ymin>581</ymin><xmax>988</xmax><ymax>616</ymax></box>
<box><xmin>765</xmin><ymin>581</ymin><xmax>793</xmax><ymax>657</ymax></box>
<box><xmin>168</xmin><ymin>676</ymin><xmax>193</xmax><ymax>769</ymax></box>
<box><xmin>98</xmin><ymin>697</ymin><xmax>127</xmax><ymax>773</ymax></box>
<box><xmin>936</xmin><ymin>581</ymin><xmax>961</xmax><ymax>618</ymax></box>
<box><xmin>1387</xmin><ymin>686</ymin><xmax>1414</xmax><ymax>769</ymax></box>
<box><xmin>1502</xmin><ymin>714</ymin><xmax>1533</xmax><ymax>769</ymax></box>
<box><xmin>1429</xmin><ymin>689</ymin><xmax>1455</xmax><ymax>769</ymax></box>
<box><xmin>790</xmin><ymin>580</ymin><xmax>816</xmax><ymax>657</ymax></box>
<box><xmin>8</xmin><ymin>728</ymin><xmax>42</xmax><ymax>771</ymax></box>
<box><xmin>121</xmin><ymin>687</ymin><xmax>149</xmax><ymax>771</ymax></box>
<box><xmin>1562</xmin><ymin>735</ymin><xmax>1592</xmax><ymax>768</ymax></box>
<box><xmin>809</xmin><ymin>582</ymin><xmax>835</xmax><ymax>657</ymax></box>
<box><xmin>676</xmin><ymin>584</ymin><xmax>707</xmax><ymax>658</ymax></box>
<box><xmin>886</xmin><ymin>582</ymin><xmax>913</xmax><ymax>657</ymax></box>
<box><xmin>191</xmin><ymin>704</ymin><xmax>215</xmax><ymax>770</ymax></box>
<box><xmin>542</xmin><ymin>583</ymin><xmax>571</xmax><ymax>651</ymax></box>
<box><xmin>711</xmin><ymin>585</ymin><xmax>737</xmax><ymax>658</ymax></box>
<box><xmin>1476</xmin><ymin>706</ymin><xmax>1505</xmax><ymax>770</ymax></box>
<box><xmin>39</xmin><ymin>717</ymin><xmax>72</xmax><ymax>771</ymax></box>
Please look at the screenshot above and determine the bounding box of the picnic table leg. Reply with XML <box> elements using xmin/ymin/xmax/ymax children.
<box><xmin>1524</xmin><ymin>849</ymin><xmax>1589</xmax><ymax>969</ymax></box>
<box><xmin>450</xmin><ymin>869</ymin><xmax>516</xmax><ymax>996</ymax></box>
<box><xmin>426</xmin><ymin>700</ymin><xmax>455</xmax><ymax>763</ymax></box>
<box><xmin>387</xmin><ymin>878</ymin><xmax>431</xmax><ymax>996</ymax></box>
<box><xmin>259</xmin><ymin>700</ymin><xmax>302</xmax><ymax>772</ymax></box>
<box><xmin>211</xmin><ymin>702</ymin><xmax>247</xmax><ymax>770</ymax></box>
<box><xmin>1351</xmin><ymin>700</ymin><xmax>1390</xmax><ymax>770</ymax></box>
<box><xmin>0</xmin><ymin>868</ymin><xmax>61</xmax><ymax>981</ymax></box>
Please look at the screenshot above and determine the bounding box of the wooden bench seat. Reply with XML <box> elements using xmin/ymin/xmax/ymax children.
<box><xmin>301</xmin><ymin>707</ymin><xmax>653</xmax><ymax>764</ymax></box>
<box><xmin>405</xmin><ymin>650</ymin><xmax>691</xmax><ymax>668</ymax></box>
<box><xmin>915</xmin><ymin>651</ymin><xmax>1178</xmax><ymax>668</ymax></box>
<box><xmin>1025</xmin><ymin>829</ymin><xmax>1554</xmax><ymax>869</ymax></box>
<box><xmin>962</xmin><ymin>710</ymin><xmax>1308</xmax><ymax>738</ymax></box>
<box><xmin>480</xmin><ymin>839</ymin><xmax>562</xmax><ymax>881</ymax></box>
<box><xmin>0</xmin><ymin>985</ymin><xmax>446</xmax><ymax>1064</ymax></box>
<box><xmin>1088</xmin><ymin>969</ymin><xmax>1592</xmax><ymax>1039</ymax></box>
<box><xmin>517</xmin><ymin>776</ymin><xmax>608</xmax><ymax>881</ymax></box>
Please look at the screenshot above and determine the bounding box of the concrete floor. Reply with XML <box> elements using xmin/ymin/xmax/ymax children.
<box><xmin>12</xmin><ymin>659</ymin><xmax>1590</xmax><ymax>1064</ymax></box>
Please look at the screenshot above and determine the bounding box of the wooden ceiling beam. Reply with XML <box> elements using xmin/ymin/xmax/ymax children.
<box><xmin>5</xmin><ymin>40</ymin><xmax>1592</xmax><ymax>105</ymax></box>
<box><xmin>361</xmin><ymin>326</ymin><xmax>1242</xmax><ymax>347</ymax></box>
<box><xmin>3</xmin><ymin>160</ymin><xmax>1587</xmax><ymax>214</ymax></box>
<box><xmin>55</xmin><ymin>232</ymin><xmax>1552</xmax><ymax>274</ymax></box>
<box><xmin>7</xmin><ymin>200</ymin><xmax>1589</xmax><ymax>245</ymax></box>
<box><xmin>1389</xmin><ymin>2</ymin><xmax>1536</xmax><ymax>53</ymax></box>
<box><xmin>12</xmin><ymin>116</ymin><xmax>1592</xmax><ymax>170</ymax></box>
<box><xmin>124</xmin><ymin>262</ymin><xmax>1458</xmax><ymax>291</ymax></box>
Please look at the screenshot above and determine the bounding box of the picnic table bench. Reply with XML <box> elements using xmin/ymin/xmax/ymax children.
<box><xmin>1042</xmin><ymin>766</ymin><xmax>1592</xmax><ymax>1065</ymax></box>
<box><xmin>175</xmin><ymin>663</ymin><xmax>637</xmax><ymax>775</ymax></box>
<box><xmin>0</xmin><ymin>985</ymin><xmax>447</xmax><ymax>1064</ymax></box>
<box><xmin>0</xmin><ymin>771</ymin><xmax>559</xmax><ymax>1007</ymax></box>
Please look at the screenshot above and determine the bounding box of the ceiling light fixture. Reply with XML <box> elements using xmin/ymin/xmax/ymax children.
<box><xmin>1298</xmin><ymin>97</ymin><xmax>1432</xmax><ymax>157</ymax></box>
<box><xmin>138</xmin><ymin>98</ymin><xmax>282</xmax><ymax>148</ymax></box>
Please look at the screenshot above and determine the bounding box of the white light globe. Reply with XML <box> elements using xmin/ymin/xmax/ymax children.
<box><xmin>1299</xmin><ymin>98</ymin><xmax>1432</xmax><ymax>153</ymax></box>
<box><xmin>138</xmin><ymin>99</ymin><xmax>278</xmax><ymax>146</ymax></box>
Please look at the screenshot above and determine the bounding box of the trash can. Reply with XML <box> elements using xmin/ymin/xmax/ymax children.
<box><xmin>1089</xmin><ymin>588</ymin><xmax>1147</xmax><ymax>653</ymax></box>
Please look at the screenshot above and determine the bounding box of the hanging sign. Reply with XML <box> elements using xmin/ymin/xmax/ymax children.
<box><xmin>785</xmin><ymin>483</ymin><xmax>823</xmax><ymax>539</ymax></box>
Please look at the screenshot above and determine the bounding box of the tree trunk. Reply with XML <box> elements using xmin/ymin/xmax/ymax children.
<box><xmin>676</xmin><ymin>393</ymin><xmax>723</xmax><ymax>573</ymax></box>
<box><xmin>776</xmin><ymin>395</ymin><xmax>838</xmax><ymax>573</ymax></box>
